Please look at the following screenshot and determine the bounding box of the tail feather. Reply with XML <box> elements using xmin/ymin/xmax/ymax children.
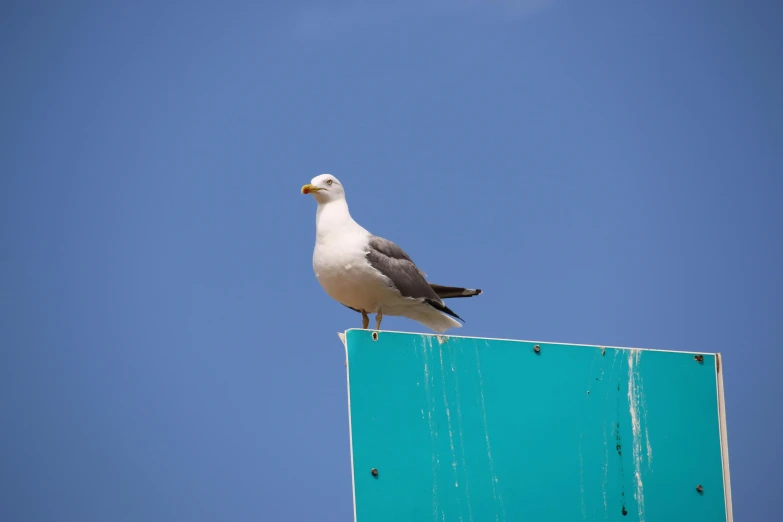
<box><xmin>430</xmin><ymin>284</ymin><xmax>482</xmax><ymax>299</ymax></box>
<box><xmin>408</xmin><ymin>302</ymin><xmax>462</xmax><ymax>333</ymax></box>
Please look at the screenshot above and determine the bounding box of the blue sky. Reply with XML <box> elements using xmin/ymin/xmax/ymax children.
<box><xmin>1</xmin><ymin>1</ymin><xmax>780</xmax><ymax>520</ymax></box>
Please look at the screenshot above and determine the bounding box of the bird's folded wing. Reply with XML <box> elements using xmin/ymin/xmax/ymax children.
<box><xmin>429</xmin><ymin>284</ymin><xmax>482</xmax><ymax>299</ymax></box>
<box><xmin>365</xmin><ymin>236</ymin><xmax>441</xmax><ymax>302</ymax></box>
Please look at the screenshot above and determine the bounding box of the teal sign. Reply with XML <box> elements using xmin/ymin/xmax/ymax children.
<box><xmin>343</xmin><ymin>329</ymin><xmax>732</xmax><ymax>522</ymax></box>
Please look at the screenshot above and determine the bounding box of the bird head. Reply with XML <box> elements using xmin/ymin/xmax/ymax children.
<box><xmin>301</xmin><ymin>174</ymin><xmax>345</xmax><ymax>204</ymax></box>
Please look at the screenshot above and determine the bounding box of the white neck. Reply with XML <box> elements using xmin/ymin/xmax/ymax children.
<box><xmin>315</xmin><ymin>199</ymin><xmax>363</xmax><ymax>242</ymax></box>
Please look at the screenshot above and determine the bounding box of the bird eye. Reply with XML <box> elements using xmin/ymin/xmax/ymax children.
<box><xmin>326</xmin><ymin>179</ymin><xmax>333</xmax><ymax>185</ymax></box>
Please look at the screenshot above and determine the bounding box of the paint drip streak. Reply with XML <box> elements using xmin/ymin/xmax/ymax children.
<box><xmin>439</xmin><ymin>342</ymin><xmax>462</xmax><ymax>520</ymax></box>
<box><xmin>453</xmin><ymin>344</ymin><xmax>473</xmax><ymax>522</ymax></box>
<box><xmin>424</xmin><ymin>338</ymin><xmax>439</xmax><ymax>519</ymax></box>
<box><xmin>476</xmin><ymin>342</ymin><xmax>505</xmax><ymax>521</ymax></box>
<box><xmin>627</xmin><ymin>350</ymin><xmax>647</xmax><ymax>522</ymax></box>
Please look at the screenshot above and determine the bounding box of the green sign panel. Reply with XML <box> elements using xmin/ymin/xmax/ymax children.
<box><xmin>343</xmin><ymin>329</ymin><xmax>732</xmax><ymax>522</ymax></box>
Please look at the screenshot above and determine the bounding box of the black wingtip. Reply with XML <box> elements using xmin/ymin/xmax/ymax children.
<box><xmin>425</xmin><ymin>299</ymin><xmax>465</xmax><ymax>323</ymax></box>
<box><xmin>430</xmin><ymin>284</ymin><xmax>483</xmax><ymax>299</ymax></box>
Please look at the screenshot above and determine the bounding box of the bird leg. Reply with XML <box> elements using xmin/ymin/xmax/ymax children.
<box><xmin>361</xmin><ymin>310</ymin><xmax>369</xmax><ymax>329</ymax></box>
<box><xmin>375</xmin><ymin>308</ymin><xmax>383</xmax><ymax>331</ymax></box>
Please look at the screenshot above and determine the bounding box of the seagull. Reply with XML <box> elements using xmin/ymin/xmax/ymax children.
<box><xmin>301</xmin><ymin>174</ymin><xmax>482</xmax><ymax>332</ymax></box>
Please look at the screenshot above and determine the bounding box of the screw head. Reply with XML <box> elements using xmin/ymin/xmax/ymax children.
<box><xmin>696</xmin><ymin>484</ymin><xmax>703</xmax><ymax>493</ymax></box>
<box><xmin>534</xmin><ymin>345</ymin><xmax>541</xmax><ymax>354</ymax></box>
<box><xmin>694</xmin><ymin>354</ymin><xmax>704</xmax><ymax>363</ymax></box>
<box><xmin>371</xmin><ymin>468</ymin><xmax>378</xmax><ymax>477</ymax></box>
<box><xmin>371</xmin><ymin>332</ymin><xmax>379</xmax><ymax>341</ymax></box>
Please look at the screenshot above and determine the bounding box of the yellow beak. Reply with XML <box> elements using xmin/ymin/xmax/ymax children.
<box><xmin>301</xmin><ymin>184</ymin><xmax>322</xmax><ymax>194</ymax></box>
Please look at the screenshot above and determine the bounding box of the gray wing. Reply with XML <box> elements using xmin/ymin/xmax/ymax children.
<box><xmin>429</xmin><ymin>284</ymin><xmax>482</xmax><ymax>299</ymax></box>
<box><xmin>365</xmin><ymin>236</ymin><xmax>442</xmax><ymax>302</ymax></box>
